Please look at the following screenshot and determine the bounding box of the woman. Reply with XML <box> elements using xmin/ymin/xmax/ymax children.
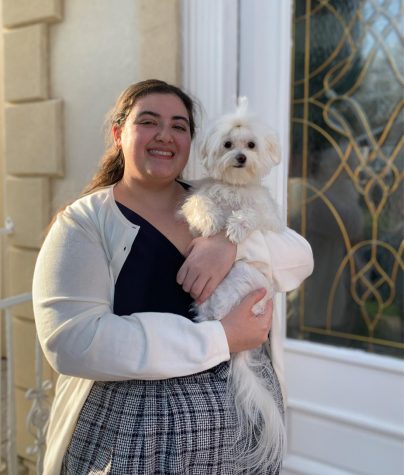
<box><xmin>33</xmin><ymin>79</ymin><xmax>313</xmax><ymax>474</ymax></box>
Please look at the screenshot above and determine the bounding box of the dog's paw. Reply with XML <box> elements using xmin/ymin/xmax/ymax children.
<box><xmin>181</xmin><ymin>195</ymin><xmax>224</xmax><ymax>237</ymax></box>
<box><xmin>226</xmin><ymin>225</ymin><xmax>249</xmax><ymax>243</ymax></box>
<box><xmin>226</xmin><ymin>213</ymin><xmax>254</xmax><ymax>243</ymax></box>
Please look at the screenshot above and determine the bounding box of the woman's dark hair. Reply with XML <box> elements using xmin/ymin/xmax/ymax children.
<box><xmin>82</xmin><ymin>79</ymin><xmax>196</xmax><ymax>195</ymax></box>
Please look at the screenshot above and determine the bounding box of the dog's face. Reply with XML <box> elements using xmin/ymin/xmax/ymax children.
<box><xmin>198</xmin><ymin>114</ymin><xmax>281</xmax><ymax>186</ymax></box>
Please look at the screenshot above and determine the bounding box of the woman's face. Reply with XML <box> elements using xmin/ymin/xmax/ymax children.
<box><xmin>114</xmin><ymin>93</ymin><xmax>192</xmax><ymax>186</ymax></box>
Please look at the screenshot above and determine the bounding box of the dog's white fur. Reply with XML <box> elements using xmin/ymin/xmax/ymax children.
<box><xmin>179</xmin><ymin>98</ymin><xmax>287</xmax><ymax>472</ymax></box>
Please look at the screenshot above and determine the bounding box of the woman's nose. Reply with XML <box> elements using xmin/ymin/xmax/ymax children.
<box><xmin>155</xmin><ymin>125</ymin><xmax>173</xmax><ymax>142</ymax></box>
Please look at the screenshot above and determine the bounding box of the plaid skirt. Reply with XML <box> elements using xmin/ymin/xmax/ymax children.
<box><xmin>60</xmin><ymin>361</ymin><xmax>283</xmax><ymax>475</ymax></box>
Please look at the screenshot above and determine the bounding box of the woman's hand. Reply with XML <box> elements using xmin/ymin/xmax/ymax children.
<box><xmin>177</xmin><ymin>232</ymin><xmax>236</xmax><ymax>304</ymax></box>
<box><xmin>220</xmin><ymin>289</ymin><xmax>273</xmax><ymax>353</ymax></box>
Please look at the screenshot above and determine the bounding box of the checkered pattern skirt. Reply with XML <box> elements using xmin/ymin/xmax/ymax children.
<box><xmin>60</xmin><ymin>361</ymin><xmax>283</xmax><ymax>474</ymax></box>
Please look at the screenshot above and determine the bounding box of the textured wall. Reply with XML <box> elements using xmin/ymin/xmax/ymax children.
<box><xmin>2</xmin><ymin>1</ymin><xmax>63</xmax><ymax>471</ymax></box>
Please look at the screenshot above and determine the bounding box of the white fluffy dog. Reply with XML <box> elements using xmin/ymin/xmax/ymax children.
<box><xmin>180</xmin><ymin>99</ymin><xmax>286</xmax><ymax>473</ymax></box>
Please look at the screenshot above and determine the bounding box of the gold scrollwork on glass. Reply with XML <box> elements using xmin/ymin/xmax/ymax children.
<box><xmin>288</xmin><ymin>0</ymin><xmax>403</xmax><ymax>357</ymax></box>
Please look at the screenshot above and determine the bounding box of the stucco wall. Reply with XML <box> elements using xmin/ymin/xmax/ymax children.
<box><xmin>49</xmin><ymin>0</ymin><xmax>181</xmax><ymax>210</ymax></box>
<box><xmin>49</xmin><ymin>0</ymin><xmax>138</xmax><ymax>209</ymax></box>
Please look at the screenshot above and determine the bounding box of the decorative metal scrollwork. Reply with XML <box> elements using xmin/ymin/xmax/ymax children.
<box><xmin>25</xmin><ymin>380</ymin><xmax>52</xmax><ymax>457</ymax></box>
<box><xmin>288</xmin><ymin>0</ymin><xmax>403</xmax><ymax>357</ymax></box>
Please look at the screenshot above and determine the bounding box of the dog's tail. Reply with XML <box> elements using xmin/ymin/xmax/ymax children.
<box><xmin>229</xmin><ymin>349</ymin><xmax>286</xmax><ymax>473</ymax></box>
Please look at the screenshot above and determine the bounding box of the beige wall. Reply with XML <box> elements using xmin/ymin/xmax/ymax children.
<box><xmin>2</xmin><ymin>3</ymin><xmax>63</xmax><ymax>472</ymax></box>
<box><xmin>49</xmin><ymin>0</ymin><xmax>181</xmax><ymax>210</ymax></box>
<box><xmin>49</xmin><ymin>0</ymin><xmax>138</xmax><ymax>208</ymax></box>
<box><xmin>1</xmin><ymin>0</ymin><xmax>181</xmax><ymax>472</ymax></box>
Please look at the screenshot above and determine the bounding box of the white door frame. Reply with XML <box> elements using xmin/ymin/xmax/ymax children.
<box><xmin>181</xmin><ymin>1</ymin><xmax>404</xmax><ymax>473</ymax></box>
<box><xmin>181</xmin><ymin>0</ymin><xmax>239</xmax><ymax>179</ymax></box>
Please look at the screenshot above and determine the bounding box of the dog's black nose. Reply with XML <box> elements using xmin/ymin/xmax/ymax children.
<box><xmin>236</xmin><ymin>154</ymin><xmax>247</xmax><ymax>164</ymax></box>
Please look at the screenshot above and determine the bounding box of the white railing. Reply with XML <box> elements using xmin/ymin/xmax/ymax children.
<box><xmin>1</xmin><ymin>218</ymin><xmax>52</xmax><ymax>474</ymax></box>
<box><xmin>0</xmin><ymin>293</ymin><xmax>52</xmax><ymax>475</ymax></box>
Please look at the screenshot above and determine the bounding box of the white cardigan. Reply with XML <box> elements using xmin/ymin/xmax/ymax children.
<box><xmin>33</xmin><ymin>185</ymin><xmax>313</xmax><ymax>474</ymax></box>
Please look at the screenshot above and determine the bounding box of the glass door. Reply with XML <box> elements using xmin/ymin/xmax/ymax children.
<box><xmin>288</xmin><ymin>0</ymin><xmax>403</xmax><ymax>359</ymax></box>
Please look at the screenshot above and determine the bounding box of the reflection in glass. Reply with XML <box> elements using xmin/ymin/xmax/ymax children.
<box><xmin>288</xmin><ymin>0</ymin><xmax>403</xmax><ymax>358</ymax></box>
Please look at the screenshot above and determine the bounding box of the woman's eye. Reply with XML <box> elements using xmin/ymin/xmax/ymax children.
<box><xmin>173</xmin><ymin>124</ymin><xmax>187</xmax><ymax>132</ymax></box>
<box><xmin>224</xmin><ymin>141</ymin><xmax>232</xmax><ymax>149</ymax></box>
<box><xmin>248</xmin><ymin>141</ymin><xmax>256</xmax><ymax>149</ymax></box>
<box><xmin>137</xmin><ymin>120</ymin><xmax>156</xmax><ymax>126</ymax></box>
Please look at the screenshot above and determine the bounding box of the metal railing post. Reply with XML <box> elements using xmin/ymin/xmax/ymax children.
<box><xmin>0</xmin><ymin>293</ymin><xmax>50</xmax><ymax>475</ymax></box>
<box><xmin>5</xmin><ymin>307</ymin><xmax>17</xmax><ymax>475</ymax></box>
<box><xmin>25</xmin><ymin>335</ymin><xmax>52</xmax><ymax>474</ymax></box>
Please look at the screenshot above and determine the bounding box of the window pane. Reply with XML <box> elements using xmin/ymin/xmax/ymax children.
<box><xmin>288</xmin><ymin>0</ymin><xmax>403</xmax><ymax>358</ymax></box>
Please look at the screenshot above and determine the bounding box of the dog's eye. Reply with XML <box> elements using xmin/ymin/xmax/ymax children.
<box><xmin>224</xmin><ymin>141</ymin><xmax>232</xmax><ymax>149</ymax></box>
<box><xmin>248</xmin><ymin>141</ymin><xmax>256</xmax><ymax>149</ymax></box>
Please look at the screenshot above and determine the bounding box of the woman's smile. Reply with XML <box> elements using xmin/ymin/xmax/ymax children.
<box><xmin>147</xmin><ymin>148</ymin><xmax>175</xmax><ymax>159</ymax></box>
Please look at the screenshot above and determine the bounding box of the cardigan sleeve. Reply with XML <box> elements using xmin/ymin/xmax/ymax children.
<box><xmin>33</xmin><ymin>213</ymin><xmax>230</xmax><ymax>381</ymax></box>
<box><xmin>236</xmin><ymin>228</ymin><xmax>314</xmax><ymax>292</ymax></box>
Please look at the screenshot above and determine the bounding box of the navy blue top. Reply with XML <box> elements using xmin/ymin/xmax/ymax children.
<box><xmin>113</xmin><ymin>199</ymin><xmax>195</xmax><ymax>320</ymax></box>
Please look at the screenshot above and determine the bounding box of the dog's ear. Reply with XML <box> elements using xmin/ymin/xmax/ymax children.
<box><xmin>265</xmin><ymin>133</ymin><xmax>281</xmax><ymax>165</ymax></box>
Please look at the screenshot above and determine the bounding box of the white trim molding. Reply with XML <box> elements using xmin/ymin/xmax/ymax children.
<box><xmin>283</xmin><ymin>454</ymin><xmax>353</xmax><ymax>475</ymax></box>
<box><xmin>181</xmin><ymin>0</ymin><xmax>239</xmax><ymax>179</ymax></box>
<box><xmin>285</xmin><ymin>338</ymin><xmax>404</xmax><ymax>375</ymax></box>
<box><xmin>181</xmin><ymin>0</ymin><xmax>239</xmax><ymax>118</ymax></box>
<box><xmin>288</xmin><ymin>398</ymin><xmax>404</xmax><ymax>440</ymax></box>
<box><xmin>239</xmin><ymin>0</ymin><xmax>293</xmax><ymax>218</ymax></box>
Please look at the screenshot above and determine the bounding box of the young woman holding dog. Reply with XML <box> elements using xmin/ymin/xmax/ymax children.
<box><xmin>33</xmin><ymin>79</ymin><xmax>313</xmax><ymax>474</ymax></box>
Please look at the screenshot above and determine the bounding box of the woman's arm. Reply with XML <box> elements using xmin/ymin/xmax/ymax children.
<box><xmin>236</xmin><ymin>228</ymin><xmax>314</xmax><ymax>291</ymax></box>
<box><xmin>33</xmin><ymin>214</ymin><xmax>231</xmax><ymax>381</ymax></box>
<box><xmin>221</xmin><ymin>289</ymin><xmax>273</xmax><ymax>353</ymax></box>
<box><xmin>177</xmin><ymin>232</ymin><xmax>236</xmax><ymax>303</ymax></box>
<box><xmin>34</xmin><ymin>215</ymin><xmax>273</xmax><ymax>381</ymax></box>
<box><xmin>177</xmin><ymin>227</ymin><xmax>313</xmax><ymax>303</ymax></box>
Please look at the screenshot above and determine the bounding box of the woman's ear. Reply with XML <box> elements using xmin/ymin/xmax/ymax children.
<box><xmin>112</xmin><ymin>125</ymin><xmax>122</xmax><ymax>148</ymax></box>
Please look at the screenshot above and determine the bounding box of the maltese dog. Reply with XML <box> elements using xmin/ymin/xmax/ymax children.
<box><xmin>180</xmin><ymin>98</ymin><xmax>286</xmax><ymax>473</ymax></box>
